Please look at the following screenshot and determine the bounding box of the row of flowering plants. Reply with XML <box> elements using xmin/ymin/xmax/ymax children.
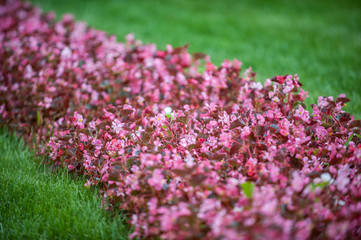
<box><xmin>1</xmin><ymin>1</ymin><xmax>361</xmax><ymax>239</ymax></box>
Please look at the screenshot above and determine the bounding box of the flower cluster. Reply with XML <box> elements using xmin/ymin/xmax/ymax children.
<box><xmin>1</xmin><ymin>1</ymin><xmax>361</xmax><ymax>239</ymax></box>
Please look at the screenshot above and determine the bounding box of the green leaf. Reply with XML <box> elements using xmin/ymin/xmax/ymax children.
<box><xmin>345</xmin><ymin>133</ymin><xmax>361</xmax><ymax>147</ymax></box>
<box><xmin>37</xmin><ymin>110</ymin><xmax>42</xmax><ymax>126</ymax></box>
<box><xmin>126</xmin><ymin>156</ymin><xmax>139</xmax><ymax>169</ymax></box>
<box><xmin>51</xmin><ymin>121</ymin><xmax>54</xmax><ymax>137</ymax></box>
<box><xmin>241</xmin><ymin>181</ymin><xmax>255</xmax><ymax>198</ymax></box>
<box><xmin>165</xmin><ymin>113</ymin><xmax>174</xmax><ymax>120</ymax></box>
<box><xmin>311</xmin><ymin>181</ymin><xmax>328</xmax><ymax>191</ymax></box>
<box><xmin>344</xmin><ymin>133</ymin><xmax>354</xmax><ymax>146</ymax></box>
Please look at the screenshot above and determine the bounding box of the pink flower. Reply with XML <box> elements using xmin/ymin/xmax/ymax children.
<box><xmin>241</xmin><ymin>126</ymin><xmax>251</xmax><ymax>140</ymax></box>
<box><xmin>24</xmin><ymin>64</ymin><xmax>34</xmax><ymax>79</ymax></box>
<box><xmin>62</xmin><ymin>13</ymin><xmax>74</xmax><ymax>23</ymax></box>
<box><xmin>140</xmin><ymin>153</ymin><xmax>162</xmax><ymax>167</ymax></box>
<box><xmin>61</xmin><ymin>46</ymin><xmax>72</xmax><ymax>60</ymax></box>
<box><xmin>197</xmin><ymin>198</ymin><xmax>221</xmax><ymax>219</ymax></box>
<box><xmin>0</xmin><ymin>104</ymin><xmax>5</xmax><ymax>115</ymax></box>
<box><xmin>312</xmin><ymin>105</ymin><xmax>322</xmax><ymax>121</ymax></box>
<box><xmin>44</xmin><ymin>97</ymin><xmax>52</xmax><ymax>109</ymax></box>
<box><xmin>219</xmin><ymin>112</ymin><xmax>230</xmax><ymax>126</ymax></box>
<box><xmin>207</xmin><ymin>136</ymin><xmax>218</xmax><ymax>147</ymax></box>
<box><xmin>295</xmin><ymin>219</ymin><xmax>312</xmax><ymax>240</ymax></box>
<box><xmin>112</xmin><ymin>119</ymin><xmax>124</xmax><ymax>134</ymax></box>
<box><xmin>94</xmin><ymin>149</ymin><xmax>100</xmax><ymax>157</ymax></box>
<box><xmin>283</xmin><ymin>76</ymin><xmax>294</xmax><ymax>94</ymax></box>
<box><xmin>74</xmin><ymin>111</ymin><xmax>85</xmax><ymax>128</ymax></box>
<box><xmin>148</xmin><ymin>169</ymin><xmax>166</xmax><ymax>191</ymax></box>
<box><xmin>101</xmin><ymin>173</ymin><xmax>109</xmax><ymax>182</ymax></box>
<box><xmin>205</xmin><ymin>102</ymin><xmax>217</xmax><ymax>112</ymax></box>
<box><xmin>206</xmin><ymin>120</ymin><xmax>218</xmax><ymax>130</ymax></box>
<box><xmin>291</xmin><ymin>171</ymin><xmax>304</xmax><ymax>192</ymax></box>
<box><xmin>256</xmin><ymin>114</ymin><xmax>265</xmax><ymax>125</ymax></box>
<box><xmin>315</xmin><ymin>125</ymin><xmax>327</xmax><ymax>140</ymax></box>
<box><xmin>179</xmin><ymin>138</ymin><xmax>188</xmax><ymax>147</ymax></box>
<box><xmin>153</xmin><ymin>113</ymin><xmax>166</xmax><ymax>126</ymax></box>
<box><xmin>176</xmin><ymin>72</ymin><xmax>187</xmax><ymax>85</ymax></box>
<box><xmin>272</xmin><ymin>96</ymin><xmax>280</xmax><ymax>103</ymax></box>
<box><xmin>184</xmin><ymin>154</ymin><xmax>194</xmax><ymax>167</ymax></box>
<box><xmin>147</xmin><ymin>198</ymin><xmax>158</xmax><ymax>216</ymax></box>
<box><xmin>317</xmin><ymin>96</ymin><xmax>333</xmax><ymax>108</ymax></box>
<box><xmin>91</xmin><ymin>138</ymin><xmax>102</xmax><ymax>150</ymax></box>
<box><xmin>294</xmin><ymin>105</ymin><xmax>309</xmax><ymax>123</ymax></box>
<box><xmin>279</xmin><ymin>119</ymin><xmax>290</xmax><ymax>136</ymax></box>
<box><xmin>269</xmin><ymin>164</ymin><xmax>280</xmax><ymax>182</ymax></box>
<box><xmin>335</xmin><ymin>165</ymin><xmax>350</xmax><ymax>193</ymax></box>
<box><xmin>220</xmin><ymin>132</ymin><xmax>232</xmax><ymax>148</ymax></box>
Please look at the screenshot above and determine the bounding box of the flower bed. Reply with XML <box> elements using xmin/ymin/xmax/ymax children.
<box><xmin>1</xmin><ymin>1</ymin><xmax>361</xmax><ymax>239</ymax></box>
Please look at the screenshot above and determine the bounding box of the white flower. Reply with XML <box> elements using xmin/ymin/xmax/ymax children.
<box><xmin>61</xmin><ymin>46</ymin><xmax>72</xmax><ymax>60</ymax></box>
<box><xmin>164</xmin><ymin>107</ymin><xmax>172</xmax><ymax>115</ymax></box>
<box><xmin>112</xmin><ymin>119</ymin><xmax>124</xmax><ymax>134</ymax></box>
<box><xmin>185</xmin><ymin>154</ymin><xmax>194</xmax><ymax>167</ymax></box>
<box><xmin>250</xmin><ymin>82</ymin><xmax>263</xmax><ymax>90</ymax></box>
<box><xmin>321</xmin><ymin>173</ymin><xmax>332</xmax><ymax>182</ymax></box>
<box><xmin>272</xmin><ymin>96</ymin><xmax>280</xmax><ymax>103</ymax></box>
<box><xmin>75</xmin><ymin>113</ymin><xmax>83</xmax><ymax>124</ymax></box>
<box><xmin>179</xmin><ymin>138</ymin><xmax>187</xmax><ymax>147</ymax></box>
<box><xmin>44</xmin><ymin>97</ymin><xmax>52</xmax><ymax>109</ymax></box>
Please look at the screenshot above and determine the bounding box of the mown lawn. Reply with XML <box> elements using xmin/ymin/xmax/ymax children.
<box><xmin>30</xmin><ymin>0</ymin><xmax>361</xmax><ymax>118</ymax></box>
<box><xmin>0</xmin><ymin>129</ymin><xmax>131</xmax><ymax>240</ymax></box>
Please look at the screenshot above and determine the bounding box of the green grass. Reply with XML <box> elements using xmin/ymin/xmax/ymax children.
<box><xmin>0</xmin><ymin>128</ymin><xmax>131</xmax><ymax>239</ymax></box>
<box><xmin>30</xmin><ymin>0</ymin><xmax>361</xmax><ymax>118</ymax></box>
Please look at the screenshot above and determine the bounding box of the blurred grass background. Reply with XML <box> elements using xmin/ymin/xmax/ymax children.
<box><xmin>30</xmin><ymin>0</ymin><xmax>361</xmax><ymax>117</ymax></box>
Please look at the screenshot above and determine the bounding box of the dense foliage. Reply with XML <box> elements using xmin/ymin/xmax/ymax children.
<box><xmin>1</xmin><ymin>1</ymin><xmax>361</xmax><ymax>239</ymax></box>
